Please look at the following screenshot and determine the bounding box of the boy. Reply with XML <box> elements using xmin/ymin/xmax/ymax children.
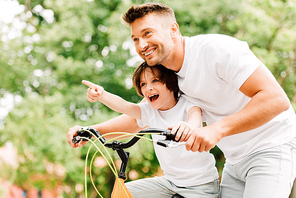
<box><xmin>82</xmin><ymin>62</ymin><xmax>219</xmax><ymax>197</ymax></box>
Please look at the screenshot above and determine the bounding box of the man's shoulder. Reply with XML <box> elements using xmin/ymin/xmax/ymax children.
<box><xmin>185</xmin><ymin>34</ymin><xmax>245</xmax><ymax>58</ymax></box>
<box><xmin>186</xmin><ymin>34</ymin><xmax>239</xmax><ymax>46</ymax></box>
<box><xmin>185</xmin><ymin>34</ymin><xmax>217</xmax><ymax>50</ymax></box>
<box><xmin>178</xmin><ymin>95</ymin><xmax>198</xmax><ymax>109</ymax></box>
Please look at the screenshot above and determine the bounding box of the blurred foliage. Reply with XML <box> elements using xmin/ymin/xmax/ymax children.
<box><xmin>0</xmin><ymin>0</ymin><xmax>295</xmax><ymax>197</ymax></box>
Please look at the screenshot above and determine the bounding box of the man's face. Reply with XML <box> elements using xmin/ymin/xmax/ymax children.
<box><xmin>131</xmin><ymin>13</ymin><xmax>174</xmax><ymax>66</ymax></box>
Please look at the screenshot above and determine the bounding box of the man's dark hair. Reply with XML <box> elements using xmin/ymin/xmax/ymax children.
<box><xmin>122</xmin><ymin>3</ymin><xmax>176</xmax><ymax>26</ymax></box>
<box><xmin>133</xmin><ymin>62</ymin><xmax>180</xmax><ymax>100</ymax></box>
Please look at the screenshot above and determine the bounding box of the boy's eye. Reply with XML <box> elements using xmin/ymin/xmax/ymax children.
<box><xmin>140</xmin><ymin>82</ymin><xmax>146</xmax><ymax>87</ymax></box>
<box><xmin>152</xmin><ymin>79</ymin><xmax>159</xmax><ymax>83</ymax></box>
<box><xmin>133</xmin><ymin>38</ymin><xmax>139</xmax><ymax>42</ymax></box>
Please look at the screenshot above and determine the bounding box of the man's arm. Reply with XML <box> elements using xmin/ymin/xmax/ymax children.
<box><xmin>67</xmin><ymin>114</ymin><xmax>143</xmax><ymax>148</ymax></box>
<box><xmin>186</xmin><ymin>65</ymin><xmax>290</xmax><ymax>152</ymax></box>
<box><xmin>221</xmin><ymin>65</ymin><xmax>290</xmax><ymax>135</ymax></box>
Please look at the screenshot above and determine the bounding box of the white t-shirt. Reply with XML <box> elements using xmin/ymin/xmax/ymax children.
<box><xmin>137</xmin><ymin>96</ymin><xmax>219</xmax><ymax>187</ymax></box>
<box><xmin>177</xmin><ymin>34</ymin><xmax>296</xmax><ymax>164</ymax></box>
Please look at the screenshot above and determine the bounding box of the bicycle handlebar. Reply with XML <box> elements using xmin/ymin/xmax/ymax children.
<box><xmin>71</xmin><ymin>127</ymin><xmax>178</xmax><ymax>149</ymax></box>
<box><xmin>71</xmin><ymin>127</ymin><xmax>181</xmax><ymax>180</ymax></box>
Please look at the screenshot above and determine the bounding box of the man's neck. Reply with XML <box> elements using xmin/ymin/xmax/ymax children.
<box><xmin>163</xmin><ymin>35</ymin><xmax>185</xmax><ymax>72</ymax></box>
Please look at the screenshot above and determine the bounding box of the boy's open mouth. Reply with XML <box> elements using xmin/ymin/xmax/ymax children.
<box><xmin>149</xmin><ymin>94</ymin><xmax>159</xmax><ymax>102</ymax></box>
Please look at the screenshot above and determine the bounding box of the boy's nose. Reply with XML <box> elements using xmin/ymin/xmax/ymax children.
<box><xmin>147</xmin><ymin>84</ymin><xmax>153</xmax><ymax>90</ymax></box>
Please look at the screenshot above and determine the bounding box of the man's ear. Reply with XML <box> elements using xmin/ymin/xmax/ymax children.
<box><xmin>170</xmin><ymin>22</ymin><xmax>179</xmax><ymax>37</ymax></box>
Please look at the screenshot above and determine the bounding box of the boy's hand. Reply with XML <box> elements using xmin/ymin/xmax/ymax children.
<box><xmin>169</xmin><ymin>121</ymin><xmax>193</xmax><ymax>142</ymax></box>
<box><xmin>82</xmin><ymin>80</ymin><xmax>104</xmax><ymax>102</ymax></box>
<box><xmin>67</xmin><ymin>125</ymin><xmax>89</xmax><ymax>148</ymax></box>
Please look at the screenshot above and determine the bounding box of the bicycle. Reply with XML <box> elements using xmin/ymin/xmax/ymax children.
<box><xmin>72</xmin><ymin>127</ymin><xmax>185</xmax><ymax>198</ymax></box>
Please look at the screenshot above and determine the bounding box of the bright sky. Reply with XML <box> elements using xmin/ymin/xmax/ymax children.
<box><xmin>0</xmin><ymin>1</ymin><xmax>24</xmax><ymax>127</ymax></box>
<box><xmin>0</xmin><ymin>0</ymin><xmax>24</xmax><ymax>24</ymax></box>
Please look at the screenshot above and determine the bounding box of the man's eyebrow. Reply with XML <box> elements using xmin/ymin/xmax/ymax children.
<box><xmin>131</xmin><ymin>28</ymin><xmax>152</xmax><ymax>39</ymax></box>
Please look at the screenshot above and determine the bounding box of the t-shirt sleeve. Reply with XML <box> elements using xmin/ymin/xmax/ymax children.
<box><xmin>185</xmin><ymin>99</ymin><xmax>199</xmax><ymax>113</ymax></box>
<box><xmin>206</xmin><ymin>36</ymin><xmax>263</xmax><ymax>90</ymax></box>
<box><xmin>136</xmin><ymin>102</ymin><xmax>150</xmax><ymax>128</ymax></box>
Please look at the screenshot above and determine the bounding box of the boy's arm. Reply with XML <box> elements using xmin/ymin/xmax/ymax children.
<box><xmin>99</xmin><ymin>91</ymin><xmax>141</xmax><ymax>119</ymax></box>
<box><xmin>170</xmin><ymin>106</ymin><xmax>202</xmax><ymax>142</ymax></box>
<box><xmin>187</xmin><ymin>106</ymin><xmax>202</xmax><ymax>129</ymax></box>
<box><xmin>82</xmin><ymin>80</ymin><xmax>141</xmax><ymax>119</ymax></box>
<box><xmin>67</xmin><ymin>114</ymin><xmax>144</xmax><ymax>148</ymax></box>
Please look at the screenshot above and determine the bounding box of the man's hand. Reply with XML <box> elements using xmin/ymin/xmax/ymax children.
<box><xmin>82</xmin><ymin>80</ymin><xmax>104</xmax><ymax>102</ymax></box>
<box><xmin>185</xmin><ymin>125</ymin><xmax>222</xmax><ymax>152</ymax></box>
<box><xmin>67</xmin><ymin>125</ymin><xmax>89</xmax><ymax>148</ymax></box>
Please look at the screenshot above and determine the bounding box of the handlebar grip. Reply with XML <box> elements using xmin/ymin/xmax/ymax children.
<box><xmin>158</xmin><ymin>130</ymin><xmax>177</xmax><ymax>141</ymax></box>
<box><xmin>71</xmin><ymin>127</ymin><xmax>94</xmax><ymax>144</ymax></box>
<box><xmin>71</xmin><ymin>136</ymin><xmax>83</xmax><ymax>144</ymax></box>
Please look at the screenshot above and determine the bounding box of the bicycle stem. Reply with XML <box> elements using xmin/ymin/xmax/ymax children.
<box><xmin>116</xmin><ymin>149</ymin><xmax>130</xmax><ymax>180</ymax></box>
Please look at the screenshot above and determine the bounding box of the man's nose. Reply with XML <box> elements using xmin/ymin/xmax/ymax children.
<box><xmin>140</xmin><ymin>40</ymin><xmax>148</xmax><ymax>50</ymax></box>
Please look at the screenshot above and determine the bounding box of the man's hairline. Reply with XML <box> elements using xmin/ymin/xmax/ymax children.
<box><xmin>125</xmin><ymin>11</ymin><xmax>176</xmax><ymax>28</ymax></box>
<box><xmin>129</xmin><ymin>16</ymin><xmax>177</xmax><ymax>39</ymax></box>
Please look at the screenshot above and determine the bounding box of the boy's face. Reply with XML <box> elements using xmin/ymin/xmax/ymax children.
<box><xmin>131</xmin><ymin>13</ymin><xmax>174</xmax><ymax>67</ymax></box>
<box><xmin>140</xmin><ymin>68</ymin><xmax>176</xmax><ymax>111</ymax></box>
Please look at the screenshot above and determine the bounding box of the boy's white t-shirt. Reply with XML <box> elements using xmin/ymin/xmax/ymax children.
<box><xmin>177</xmin><ymin>34</ymin><xmax>296</xmax><ymax>164</ymax></box>
<box><xmin>137</xmin><ymin>96</ymin><xmax>219</xmax><ymax>187</ymax></box>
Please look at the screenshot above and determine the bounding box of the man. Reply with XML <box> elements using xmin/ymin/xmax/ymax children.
<box><xmin>68</xmin><ymin>3</ymin><xmax>296</xmax><ymax>198</ymax></box>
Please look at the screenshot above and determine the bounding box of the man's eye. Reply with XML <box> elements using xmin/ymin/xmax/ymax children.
<box><xmin>133</xmin><ymin>38</ymin><xmax>139</xmax><ymax>42</ymax></box>
<box><xmin>145</xmin><ymin>31</ymin><xmax>151</xmax><ymax>36</ymax></box>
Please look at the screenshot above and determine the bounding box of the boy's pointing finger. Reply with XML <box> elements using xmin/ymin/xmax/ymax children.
<box><xmin>82</xmin><ymin>80</ymin><xmax>97</xmax><ymax>90</ymax></box>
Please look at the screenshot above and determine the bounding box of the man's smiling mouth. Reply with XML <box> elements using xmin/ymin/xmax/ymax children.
<box><xmin>144</xmin><ymin>49</ymin><xmax>155</xmax><ymax>56</ymax></box>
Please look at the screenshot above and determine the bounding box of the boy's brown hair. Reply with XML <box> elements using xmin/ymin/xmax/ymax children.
<box><xmin>133</xmin><ymin>62</ymin><xmax>180</xmax><ymax>99</ymax></box>
<box><xmin>122</xmin><ymin>3</ymin><xmax>176</xmax><ymax>26</ymax></box>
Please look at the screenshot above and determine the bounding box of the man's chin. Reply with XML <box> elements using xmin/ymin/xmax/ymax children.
<box><xmin>145</xmin><ymin>59</ymin><xmax>160</xmax><ymax>66</ymax></box>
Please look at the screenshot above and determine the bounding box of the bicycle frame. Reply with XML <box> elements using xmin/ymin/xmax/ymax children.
<box><xmin>72</xmin><ymin>127</ymin><xmax>176</xmax><ymax>198</ymax></box>
<box><xmin>112</xmin><ymin>177</ymin><xmax>133</xmax><ymax>198</ymax></box>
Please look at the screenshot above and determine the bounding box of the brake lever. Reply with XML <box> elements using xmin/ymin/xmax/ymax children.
<box><xmin>156</xmin><ymin>130</ymin><xmax>184</xmax><ymax>148</ymax></box>
<box><xmin>156</xmin><ymin>140</ymin><xmax>185</xmax><ymax>148</ymax></box>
